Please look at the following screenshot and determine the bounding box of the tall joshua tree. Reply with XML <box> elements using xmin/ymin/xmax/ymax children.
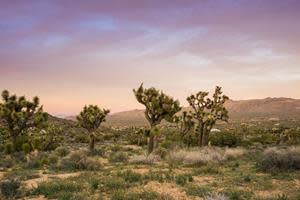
<box><xmin>77</xmin><ymin>105</ymin><xmax>109</xmax><ymax>151</ymax></box>
<box><xmin>175</xmin><ymin>111</ymin><xmax>195</xmax><ymax>138</ymax></box>
<box><xmin>133</xmin><ymin>84</ymin><xmax>181</xmax><ymax>154</ymax></box>
<box><xmin>187</xmin><ymin>86</ymin><xmax>229</xmax><ymax>146</ymax></box>
<box><xmin>0</xmin><ymin>90</ymin><xmax>48</xmax><ymax>151</ymax></box>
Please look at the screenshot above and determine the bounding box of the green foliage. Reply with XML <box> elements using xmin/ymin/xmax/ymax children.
<box><xmin>77</xmin><ymin>105</ymin><xmax>109</xmax><ymax>131</ymax></box>
<box><xmin>77</xmin><ymin>105</ymin><xmax>109</xmax><ymax>151</ymax></box>
<box><xmin>133</xmin><ymin>84</ymin><xmax>181</xmax><ymax>154</ymax></box>
<box><xmin>133</xmin><ymin>84</ymin><xmax>181</xmax><ymax>126</ymax></box>
<box><xmin>117</xmin><ymin>170</ymin><xmax>142</xmax><ymax>183</ymax></box>
<box><xmin>185</xmin><ymin>185</ymin><xmax>212</xmax><ymax>197</ymax></box>
<box><xmin>175</xmin><ymin>173</ymin><xmax>193</xmax><ymax>186</ymax></box>
<box><xmin>22</xmin><ymin>143</ymin><xmax>31</xmax><ymax>154</ymax></box>
<box><xmin>33</xmin><ymin>179</ymin><xmax>81</xmax><ymax>199</ymax></box>
<box><xmin>4</xmin><ymin>142</ymin><xmax>13</xmax><ymax>154</ymax></box>
<box><xmin>0</xmin><ymin>90</ymin><xmax>48</xmax><ymax>150</ymax></box>
<box><xmin>0</xmin><ymin>179</ymin><xmax>21</xmax><ymax>199</ymax></box>
<box><xmin>55</xmin><ymin>146</ymin><xmax>70</xmax><ymax>157</ymax></box>
<box><xmin>187</xmin><ymin>86</ymin><xmax>229</xmax><ymax>146</ymax></box>
<box><xmin>209</xmin><ymin>132</ymin><xmax>241</xmax><ymax>147</ymax></box>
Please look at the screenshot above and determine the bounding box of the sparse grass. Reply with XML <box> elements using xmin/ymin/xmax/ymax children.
<box><xmin>129</xmin><ymin>154</ymin><xmax>161</xmax><ymax>165</ymax></box>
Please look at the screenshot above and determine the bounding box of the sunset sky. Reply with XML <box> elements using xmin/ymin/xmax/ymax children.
<box><xmin>1</xmin><ymin>0</ymin><xmax>300</xmax><ymax>116</ymax></box>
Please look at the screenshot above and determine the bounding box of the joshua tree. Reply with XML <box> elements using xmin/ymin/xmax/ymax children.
<box><xmin>187</xmin><ymin>86</ymin><xmax>229</xmax><ymax>146</ymax></box>
<box><xmin>0</xmin><ymin>90</ymin><xmax>48</xmax><ymax>151</ymax></box>
<box><xmin>77</xmin><ymin>105</ymin><xmax>109</xmax><ymax>151</ymax></box>
<box><xmin>133</xmin><ymin>84</ymin><xmax>181</xmax><ymax>154</ymax></box>
<box><xmin>175</xmin><ymin>111</ymin><xmax>195</xmax><ymax>138</ymax></box>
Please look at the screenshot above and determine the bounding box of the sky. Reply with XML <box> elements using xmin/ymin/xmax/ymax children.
<box><xmin>1</xmin><ymin>0</ymin><xmax>300</xmax><ymax>116</ymax></box>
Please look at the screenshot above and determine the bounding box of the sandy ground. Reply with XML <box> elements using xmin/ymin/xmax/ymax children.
<box><xmin>24</xmin><ymin>171</ymin><xmax>81</xmax><ymax>189</ymax></box>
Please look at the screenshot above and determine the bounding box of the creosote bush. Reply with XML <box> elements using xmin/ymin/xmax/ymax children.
<box><xmin>109</xmin><ymin>152</ymin><xmax>129</xmax><ymax>163</ymax></box>
<box><xmin>0</xmin><ymin>179</ymin><xmax>21</xmax><ymax>199</ymax></box>
<box><xmin>58</xmin><ymin>150</ymin><xmax>102</xmax><ymax>171</ymax></box>
<box><xmin>257</xmin><ymin>146</ymin><xmax>300</xmax><ymax>172</ymax></box>
<box><xmin>54</xmin><ymin>146</ymin><xmax>70</xmax><ymax>157</ymax></box>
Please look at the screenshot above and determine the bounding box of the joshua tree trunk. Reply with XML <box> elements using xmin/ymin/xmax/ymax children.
<box><xmin>202</xmin><ymin>129</ymin><xmax>209</xmax><ymax>146</ymax></box>
<box><xmin>89</xmin><ymin>132</ymin><xmax>95</xmax><ymax>151</ymax></box>
<box><xmin>148</xmin><ymin>135</ymin><xmax>155</xmax><ymax>154</ymax></box>
<box><xmin>198</xmin><ymin>123</ymin><xmax>204</xmax><ymax>147</ymax></box>
<box><xmin>11</xmin><ymin>134</ymin><xmax>17</xmax><ymax>152</ymax></box>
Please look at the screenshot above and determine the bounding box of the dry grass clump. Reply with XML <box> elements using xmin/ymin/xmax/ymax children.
<box><xmin>204</xmin><ymin>193</ymin><xmax>229</xmax><ymax>200</ymax></box>
<box><xmin>167</xmin><ymin>147</ymin><xmax>245</xmax><ymax>166</ymax></box>
<box><xmin>58</xmin><ymin>150</ymin><xmax>101</xmax><ymax>171</ymax></box>
<box><xmin>257</xmin><ymin>146</ymin><xmax>300</xmax><ymax>172</ymax></box>
<box><xmin>129</xmin><ymin>154</ymin><xmax>161</xmax><ymax>165</ymax></box>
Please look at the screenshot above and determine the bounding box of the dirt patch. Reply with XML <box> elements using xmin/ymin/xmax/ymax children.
<box><xmin>132</xmin><ymin>168</ymin><xmax>150</xmax><ymax>174</ymax></box>
<box><xmin>22</xmin><ymin>195</ymin><xmax>47</xmax><ymax>200</ymax></box>
<box><xmin>194</xmin><ymin>176</ymin><xmax>215</xmax><ymax>186</ymax></box>
<box><xmin>256</xmin><ymin>190</ymin><xmax>283</xmax><ymax>199</ymax></box>
<box><xmin>123</xmin><ymin>145</ymin><xmax>142</xmax><ymax>150</ymax></box>
<box><xmin>99</xmin><ymin>158</ymin><xmax>109</xmax><ymax>165</ymax></box>
<box><xmin>24</xmin><ymin>171</ymin><xmax>81</xmax><ymax>189</ymax></box>
<box><xmin>144</xmin><ymin>181</ymin><xmax>193</xmax><ymax>200</ymax></box>
<box><xmin>0</xmin><ymin>171</ymin><xmax>5</xmax><ymax>180</ymax></box>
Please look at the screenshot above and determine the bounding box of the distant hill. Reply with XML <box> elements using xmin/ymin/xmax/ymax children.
<box><xmin>65</xmin><ymin>98</ymin><xmax>300</xmax><ymax>127</ymax></box>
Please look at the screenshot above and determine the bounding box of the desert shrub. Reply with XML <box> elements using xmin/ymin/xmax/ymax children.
<box><xmin>175</xmin><ymin>174</ymin><xmax>193</xmax><ymax>186</ymax></box>
<box><xmin>22</xmin><ymin>143</ymin><xmax>31</xmax><ymax>154</ymax></box>
<box><xmin>167</xmin><ymin>147</ymin><xmax>245</xmax><ymax>166</ymax></box>
<box><xmin>223</xmin><ymin>148</ymin><xmax>245</xmax><ymax>160</ymax></box>
<box><xmin>204</xmin><ymin>193</ymin><xmax>229</xmax><ymax>200</ymax></box>
<box><xmin>192</xmin><ymin>164</ymin><xmax>221</xmax><ymax>175</ymax></box>
<box><xmin>54</xmin><ymin>146</ymin><xmax>70</xmax><ymax>157</ymax></box>
<box><xmin>224</xmin><ymin>189</ymin><xmax>253</xmax><ymax>200</ymax></box>
<box><xmin>33</xmin><ymin>179</ymin><xmax>81</xmax><ymax>199</ymax></box>
<box><xmin>143</xmin><ymin>170</ymin><xmax>174</xmax><ymax>183</ymax></box>
<box><xmin>32</xmin><ymin>137</ymin><xmax>42</xmax><ymax>150</ymax></box>
<box><xmin>153</xmin><ymin>147</ymin><xmax>168</xmax><ymax>159</ymax></box>
<box><xmin>26</xmin><ymin>152</ymin><xmax>49</xmax><ymax>168</ymax></box>
<box><xmin>0</xmin><ymin>179</ymin><xmax>21</xmax><ymax>199</ymax></box>
<box><xmin>58</xmin><ymin>151</ymin><xmax>102</xmax><ymax>171</ymax></box>
<box><xmin>75</xmin><ymin>134</ymin><xmax>89</xmax><ymax>143</ymax></box>
<box><xmin>0</xmin><ymin>156</ymin><xmax>15</xmax><ymax>168</ymax></box>
<box><xmin>129</xmin><ymin>154</ymin><xmax>161</xmax><ymax>165</ymax></box>
<box><xmin>250</xmin><ymin>132</ymin><xmax>278</xmax><ymax>145</ymax></box>
<box><xmin>103</xmin><ymin>177</ymin><xmax>128</xmax><ymax>190</ymax></box>
<box><xmin>117</xmin><ymin>170</ymin><xmax>142</xmax><ymax>183</ymax></box>
<box><xmin>109</xmin><ymin>152</ymin><xmax>128</xmax><ymax>163</ymax></box>
<box><xmin>257</xmin><ymin>146</ymin><xmax>300</xmax><ymax>172</ymax></box>
<box><xmin>48</xmin><ymin>154</ymin><xmax>59</xmax><ymax>165</ymax></box>
<box><xmin>209</xmin><ymin>132</ymin><xmax>241</xmax><ymax>147</ymax></box>
<box><xmin>4</xmin><ymin>142</ymin><xmax>13</xmax><ymax>154</ymax></box>
<box><xmin>185</xmin><ymin>185</ymin><xmax>212</xmax><ymax>197</ymax></box>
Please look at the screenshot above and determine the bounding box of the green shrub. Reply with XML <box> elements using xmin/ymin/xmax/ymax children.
<box><xmin>117</xmin><ymin>170</ymin><xmax>142</xmax><ymax>183</ymax></box>
<box><xmin>257</xmin><ymin>146</ymin><xmax>300</xmax><ymax>172</ymax></box>
<box><xmin>33</xmin><ymin>179</ymin><xmax>81</xmax><ymax>199</ymax></box>
<box><xmin>32</xmin><ymin>137</ymin><xmax>42</xmax><ymax>150</ymax></box>
<box><xmin>0</xmin><ymin>179</ymin><xmax>21</xmax><ymax>199</ymax></box>
<box><xmin>26</xmin><ymin>153</ymin><xmax>48</xmax><ymax>168</ymax></box>
<box><xmin>109</xmin><ymin>152</ymin><xmax>128</xmax><ymax>163</ymax></box>
<box><xmin>55</xmin><ymin>146</ymin><xmax>70</xmax><ymax>157</ymax></box>
<box><xmin>209</xmin><ymin>132</ymin><xmax>240</xmax><ymax>147</ymax></box>
<box><xmin>175</xmin><ymin>174</ymin><xmax>193</xmax><ymax>186</ymax></box>
<box><xmin>74</xmin><ymin>134</ymin><xmax>89</xmax><ymax>143</ymax></box>
<box><xmin>185</xmin><ymin>185</ymin><xmax>211</xmax><ymax>197</ymax></box>
<box><xmin>103</xmin><ymin>178</ymin><xmax>128</xmax><ymax>190</ymax></box>
<box><xmin>4</xmin><ymin>143</ymin><xmax>13</xmax><ymax>154</ymax></box>
<box><xmin>22</xmin><ymin>143</ymin><xmax>31</xmax><ymax>154</ymax></box>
